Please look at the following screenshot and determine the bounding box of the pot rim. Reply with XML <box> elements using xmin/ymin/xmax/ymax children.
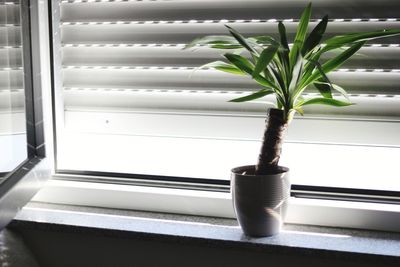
<box><xmin>231</xmin><ymin>165</ymin><xmax>289</xmax><ymax>177</ymax></box>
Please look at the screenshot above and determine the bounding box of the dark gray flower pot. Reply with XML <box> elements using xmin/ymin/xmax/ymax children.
<box><xmin>231</xmin><ymin>165</ymin><xmax>290</xmax><ymax>237</ymax></box>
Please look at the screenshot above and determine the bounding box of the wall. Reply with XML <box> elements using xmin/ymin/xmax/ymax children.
<box><xmin>11</xmin><ymin>224</ymin><xmax>396</xmax><ymax>267</ymax></box>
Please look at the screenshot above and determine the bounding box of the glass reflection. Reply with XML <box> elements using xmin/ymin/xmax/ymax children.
<box><xmin>0</xmin><ymin>1</ymin><xmax>27</xmax><ymax>182</ymax></box>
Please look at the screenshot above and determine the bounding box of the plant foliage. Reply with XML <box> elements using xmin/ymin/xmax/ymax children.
<box><xmin>184</xmin><ymin>3</ymin><xmax>400</xmax><ymax>123</ymax></box>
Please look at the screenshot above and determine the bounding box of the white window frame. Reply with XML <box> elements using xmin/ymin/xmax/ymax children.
<box><xmin>30</xmin><ymin>0</ymin><xmax>400</xmax><ymax>234</ymax></box>
<box><xmin>32</xmin><ymin>179</ymin><xmax>400</xmax><ymax>232</ymax></box>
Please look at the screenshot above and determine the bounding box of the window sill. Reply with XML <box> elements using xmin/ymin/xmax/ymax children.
<box><xmin>31</xmin><ymin>180</ymin><xmax>400</xmax><ymax>232</ymax></box>
<box><xmin>12</xmin><ymin>202</ymin><xmax>400</xmax><ymax>266</ymax></box>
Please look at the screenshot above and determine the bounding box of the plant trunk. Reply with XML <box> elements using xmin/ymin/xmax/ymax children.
<box><xmin>255</xmin><ymin>108</ymin><xmax>288</xmax><ymax>175</ymax></box>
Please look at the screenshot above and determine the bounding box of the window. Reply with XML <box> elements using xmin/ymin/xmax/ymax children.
<box><xmin>38</xmin><ymin>0</ymin><xmax>400</xmax><ymax>230</ymax></box>
<box><xmin>0</xmin><ymin>0</ymin><xmax>50</xmax><ymax>230</ymax></box>
<box><xmin>0</xmin><ymin>0</ymin><xmax>27</xmax><ymax>178</ymax></box>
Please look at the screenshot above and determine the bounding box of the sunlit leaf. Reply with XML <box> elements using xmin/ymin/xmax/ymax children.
<box><xmin>298</xmin><ymin>97</ymin><xmax>353</xmax><ymax>107</ymax></box>
<box><xmin>225</xmin><ymin>25</ymin><xmax>257</xmax><ymax>54</ymax></box>
<box><xmin>332</xmin><ymin>84</ymin><xmax>350</xmax><ymax>100</ymax></box>
<box><xmin>224</xmin><ymin>53</ymin><xmax>254</xmax><ymax>75</ymax></box>
<box><xmin>198</xmin><ymin>61</ymin><xmax>245</xmax><ymax>75</ymax></box>
<box><xmin>289</xmin><ymin>3</ymin><xmax>312</xmax><ymax>67</ymax></box>
<box><xmin>322</xmin><ymin>29</ymin><xmax>400</xmax><ymax>52</ymax></box>
<box><xmin>209</xmin><ymin>44</ymin><xmax>244</xmax><ymax>49</ymax></box>
<box><xmin>249</xmin><ymin>36</ymin><xmax>279</xmax><ymax>46</ymax></box>
<box><xmin>314</xmin><ymin>80</ymin><xmax>333</xmax><ymax>98</ymax></box>
<box><xmin>278</xmin><ymin>22</ymin><xmax>289</xmax><ymax>50</ymax></box>
<box><xmin>302</xmin><ymin>15</ymin><xmax>328</xmax><ymax>56</ymax></box>
<box><xmin>288</xmin><ymin>53</ymin><xmax>304</xmax><ymax>92</ymax></box>
<box><xmin>303</xmin><ymin>42</ymin><xmax>365</xmax><ymax>87</ymax></box>
<box><xmin>322</xmin><ymin>42</ymin><xmax>366</xmax><ymax>73</ymax></box>
<box><xmin>184</xmin><ymin>35</ymin><xmax>238</xmax><ymax>49</ymax></box>
<box><xmin>253</xmin><ymin>45</ymin><xmax>279</xmax><ymax>77</ymax></box>
<box><xmin>229</xmin><ymin>89</ymin><xmax>274</xmax><ymax>102</ymax></box>
<box><xmin>224</xmin><ymin>53</ymin><xmax>278</xmax><ymax>89</ymax></box>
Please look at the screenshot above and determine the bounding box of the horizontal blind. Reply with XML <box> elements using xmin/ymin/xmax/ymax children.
<box><xmin>55</xmin><ymin>0</ymin><xmax>400</xmax><ymax>145</ymax></box>
<box><xmin>0</xmin><ymin>0</ymin><xmax>23</xmax><ymax>112</ymax></box>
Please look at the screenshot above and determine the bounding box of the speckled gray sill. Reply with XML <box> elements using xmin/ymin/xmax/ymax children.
<box><xmin>11</xmin><ymin>202</ymin><xmax>400</xmax><ymax>265</ymax></box>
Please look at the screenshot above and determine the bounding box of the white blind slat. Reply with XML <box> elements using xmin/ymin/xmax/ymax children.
<box><xmin>62</xmin><ymin>68</ymin><xmax>400</xmax><ymax>95</ymax></box>
<box><xmin>63</xmin><ymin>88</ymin><xmax>400</xmax><ymax>119</ymax></box>
<box><xmin>60</xmin><ymin>0</ymin><xmax>400</xmax><ymax>21</ymax></box>
<box><xmin>61</xmin><ymin>21</ymin><xmax>400</xmax><ymax>44</ymax></box>
<box><xmin>62</xmin><ymin>45</ymin><xmax>400</xmax><ymax>70</ymax></box>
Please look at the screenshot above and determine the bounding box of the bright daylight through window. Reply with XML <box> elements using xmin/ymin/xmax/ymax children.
<box><xmin>52</xmin><ymin>0</ymin><xmax>400</xmax><ymax>194</ymax></box>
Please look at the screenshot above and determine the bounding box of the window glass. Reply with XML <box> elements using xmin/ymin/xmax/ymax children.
<box><xmin>54</xmin><ymin>0</ymin><xmax>400</xmax><ymax>192</ymax></box>
<box><xmin>0</xmin><ymin>1</ymin><xmax>27</xmax><ymax>182</ymax></box>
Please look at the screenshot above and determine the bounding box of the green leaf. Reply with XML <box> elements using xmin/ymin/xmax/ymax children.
<box><xmin>332</xmin><ymin>84</ymin><xmax>350</xmax><ymax>100</ymax></box>
<box><xmin>294</xmin><ymin>107</ymin><xmax>304</xmax><ymax>116</ymax></box>
<box><xmin>278</xmin><ymin>22</ymin><xmax>289</xmax><ymax>50</ymax></box>
<box><xmin>303</xmin><ymin>42</ymin><xmax>365</xmax><ymax>87</ymax></box>
<box><xmin>224</xmin><ymin>53</ymin><xmax>278</xmax><ymax>90</ymax></box>
<box><xmin>314</xmin><ymin>80</ymin><xmax>333</xmax><ymax>98</ymax></box>
<box><xmin>249</xmin><ymin>36</ymin><xmax>280</xmax><ymax>46</ymax></box>
<box><xmin>298</xmin><ymin>97</ymin><xmax>353</xmax><ymax>107</ymax></box>
<box><xmin>313</xmin><ymin>80</ymin><xmax>350</xmax><ymax>100</ymax></box>
<box><xmin>302</xmin><ymin>15</ymin><xmax>328</xmax><ymax>56</ymax></box>
<box><xmin>252</xmin><ymin>45</ymin><xmax>279</xmax><ymax>77</ymax></box>
<box><xmin>209</xmin><ymin>44</ymin><xmax>244</xmax><ymax>49</ymax></box>
<box><xmin>322</xmin><ymin>29</ymin><xmax>400</xmax><ymax>52</ymax></box>
<box><xmin>229</xmin><ymin>89</ymin><xmax>274</xmax><ymax>102</ymax></box>
<box><xmin>321</xmin><ymin>41</ymin><xmax>365</xmax><ymax>74</ymax></box>
<box><xmin>183</xmin><ymin>35</ymin><xmax>238</xmax><ymax>49</ymax></box>
<box><xmin>225</xmin><ymin>25</ymin><xmax>257</xmax><ymax>54</ymax></box>
<box><xmin>198</xmin><ymin>61</ymin><xmax>245</xmax><ymax>75</ymax></box>
<box><xmin>288</xmin><ymin>53</ymin><xmax>304</xmax><ymax>92</ymax></box>
<box><xmin>308</xmin><ymin>59</ymin><xmax>333</xmax><ymax>98</ymax></box>
<box><xmin>289</xmin><ymin>3</ymin><xmax>312</xmax><ymax>67</ymax></box>
<box><xmin>224</xmin><ymin>53</ymin><xmax>254</xmax><ymax>75</ymax></box>
<box><xmin>254</xmin><ymin>74</ymin><xmax>279</xmax><ymax>90</ymax></box>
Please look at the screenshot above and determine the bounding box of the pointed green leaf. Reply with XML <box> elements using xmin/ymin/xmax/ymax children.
<box><xmin>225</xmin><ymin>25</ymin><xmax>257</xmax><ymax>54</ymax></box>
<box><xmin>278</xmin><ymin>22</ymin><xmax>289</xmax><ymax>50</ymax></box>
<box><xmin>229</xmin><ymin>89</ymin><xmax>275</xmax><ymax>102</ymax></box>
<box><xmin>252</xmin><ymin>45</ymin><xmax>279</xmax><ymax>77</ymax></box>
<box><xmin>332</xmin><ymin>84</ymin><xmax>350</xmax><ymax>100</ymax></box>
<box><xmin>224</xmin><ymin>53</ymin><xmax>254</xmax><ymax>75</ymax></box>
<box><xmin>299</xmin><ymin>97</ymin><xmax>353</xmax><ymax>107</ymax></box>
<box><xmin>303</xmin><ymin>42</ymin><xmax>365</xmax><ymax>87</ymax></box>
<box><xmin>322</xmin><ymin>29</ymin><xmax>400</xmax><ymax>52</ymax></box>
<box><xmin>314</xmin><ymin>80</ymin><xmax>333</xmax><ymax>98</ymax></box>
<box><xmin>289</xmin><ymin>3</ymin><xmax>312</xmax><ymax>66</ymax></box>
<box><xmin>254</xmin><ymin>73</ymin><xmax>279</xmax><ymax>90</ymax></box>
<box><xmin>224</xmin><ymin>54</ymin><xmax>278</xmax><ymax>92</ymax></box>
<box><xmin>289</xmin><ymin>53</ymin><xmax>304</xmax><ymax>92</ymax></box>
<box><xmin>302</xmin><ymin>15</ymin><xmax>328</xmax><ymax>56</ymax></box>
<box><xmin>184</xmin><ymin>35</ymin><xmax>238</xmax><ymax>49</ymax></box>
<box><xmin>249</xmin><ymin>35</ymin><xmax>280</xmax><ymax>46</ymax></box>
<box><xmin>210</xmin><ymin>44</ymin><xmax>244</xmax><ymax>49</ymax></box>
<box><xmin>322</xmin><ymin>41</ymin><xmax>365</xmax><ymax>73</ymax></box>
<box><xmin>314</xmin><ymin>81</ymin><xmax>350</xmax><ymax>100</ymax></box>
<box><xmin>223</xmin><ymin>54</ymin><xmax>278</xmax><ymax>90</ymax></box>
<box><xmin>198</xmin><ymin>61</ymin><xmax>245</xmax><ymax>75</ymax></box>
<box><xmin>308</xmin><ymin>59</ymin><xmax>333</xmax><ymax>98</ymax></box>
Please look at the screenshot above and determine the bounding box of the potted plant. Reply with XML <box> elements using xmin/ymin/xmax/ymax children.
<box><xmin>184</xmin><ymin>3</ymin><xmax>400</xmax><ymax>237</ymax></box>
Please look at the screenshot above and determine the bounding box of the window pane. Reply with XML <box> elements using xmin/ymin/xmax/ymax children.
<box><xmin>54</xmin><ymin>0</ymin><xmax>400</xmax><ymax>192</ymax></box>
<box><xmin>0</xmin><ymin>1</ymin><xmax>27</xmax><ymax>181</ymax></box>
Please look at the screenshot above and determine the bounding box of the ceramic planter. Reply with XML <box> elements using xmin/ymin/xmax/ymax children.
<box><xmin>231</xmin><ymin>165</ymin><xmax>290</xmax><ymax>237</ymax></box>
